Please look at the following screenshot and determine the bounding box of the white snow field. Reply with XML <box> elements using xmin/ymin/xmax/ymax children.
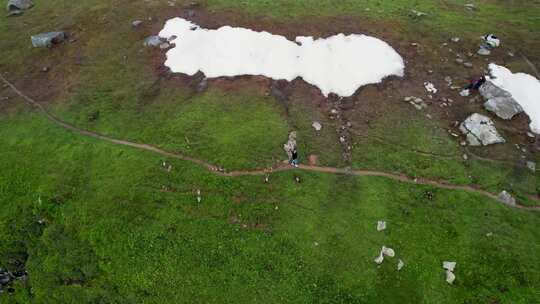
<box><xmin>488</xmin><ymin>64</ymin><xmax>540</xmax><ymax>134</ymax></box>
<box><xmin>159</xmin><ymin>17</ymin><xmax>404</xmax><ymax>97</ymax></box>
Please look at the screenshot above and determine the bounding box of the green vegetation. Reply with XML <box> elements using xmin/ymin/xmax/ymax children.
<box><xmin>0</xmin><ymin>0</ymin><xmax>539</xmax><ymax>303</ymax></box>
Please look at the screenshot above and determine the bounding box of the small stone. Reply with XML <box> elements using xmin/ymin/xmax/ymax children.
<box><xmin>312</xmin><ymin>121</ymin><xmax>322</xmax><ymax>131</ymax></box>
<box><xmin>132</xmin><ymin>20</ymin><xmax>143</xmax><ymax>27</ymax></box>
<box><xmin>526</xmin><ymin>161</ymin><xmax>536</xmax><ymax>172</ymax></box>
<box><xmin>465</xmin><ymin>3</ymin><xmax>476</xmax><ymax>10</ymax></box>
<box><xmin>462</xmin><ymin>154</ymin><xmax>468</xmax><ymax>160</ymax></box>
<box><xmin>143</xmin><ymin>35</ymin><xmax>162</xmax><ymax>47</ymax></box>
<box><xmin>450</xmin><ymin>37</ymin><xmax>460</xmax><ymax>43</ymax></box>
<box><xmin>463</xmin><ymin>62</ymin><xmax>473</xmax><ymax>68</ymax></box>
<box><xmin>478</xmin><ymin>48</ymin><xmax>491</xmax><ymax>56</ymax></box>
<box><xmin>446</xmin><ymin>270</ymin><xmax>456</xmax><ymax>284</ymax></box>
<box><xmin>424</xmin><ymin>82</ymin><xmax>437</xmax><ymax>94</ymax></box>
<box><xmin>443</xmin><ymin>261</ymin><xmax>456</xmax><ymax>272</ymax></box>
<box><xmin>397</xmin><ymin>259</ymin><xmax>405</xmax><ymax>271</ymax></box>
<box><xmin>159</xmin><ymin>42</ymin><xmax>170</xmax><ymax>49</ymax></box>
<box><xmin>455</xmin><ymin>58</ymin><xmax>464</xmax><ymax>64</ymax></box>
<box><xmin>41</xmin><ymin>66</ymin><xmax>50</xmax><ymax>72</ymax></box>
<box><xmin>459</xmin><ymin>89</ymin><xmax>470</xmax><ymax>97</ymax></box>
<box><xmin>377</xmin><ymin>221</ymin><xmax>386</xmax><ymax>231</ymax></box>
<box><xmin>526</xmin><ymin>132</ymin><xmax>535</xmax><ymax>138</ymax></box>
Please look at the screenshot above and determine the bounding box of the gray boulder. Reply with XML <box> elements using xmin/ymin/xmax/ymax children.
<box><xmin>6</xmin><ymin>0</ymin><xmax>32</xmax><ymax>11</ymax></box>
<box><xmin>459</xmin><ymin>113</ymin><xmax>505</xmax><ymax>146</ymax></box>
<box><xmin>498</xmin><ymin>190</ymin><xmax>516</xmax><ymax>206</ymax></box>
<box><xmin>31</xmin><ymin>32</ymin><xmax>65</xmax><ymax>48</ymax></box>
<box><xmin>480</xmin><ymin>81</ymin><xmax>523</xmax><ymax>120</ymax></box>
<box><xmin>143</xmin><ymin>35</ymin><xmax>163</xmax><ymax>47</ymax></box>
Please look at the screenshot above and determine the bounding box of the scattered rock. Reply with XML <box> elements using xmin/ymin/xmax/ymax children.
<box><xmin>443</xmin><ymin>261</ymin><xmax>456</xmax><ymax>272</ymax></box>
<box><xmin>196</xmin><ymin>189</ymin><xmax>201</xmax><ymax>203</ymax></box>
<box><xmin>377</xmin><ymin>221</ymin><xmax>386</xmax><ymax>231</ymax></box>
<box><xmin>455</xmin><ymin>58</ymin><xmax>464</xmax><ymax>64</ymax></box>
<box><xmin>374</xmin><ymin>246</ymin><xmax>395</xmax><ymax>264</ymax></box>
<box><xmin>6</xmin><ymin>0</ymin><xmax>32</xmax><ymax>12</ymax></box>
<box><xmin>527</xmin><ymin>132</ymin><xmax>535</xmax><ymax>138</ymax></box>
<box><xmin>450</xmin><ymin>37</ymin><xmax>460</xmax><ymax>43</ymax></box>
<box><xmin>479</xmin><ymin>81</ymin><xmax>523</xmax><ymax>120</ymax></box>
<box><xmin>41</xmin><ymin>66</ymin><xmax>49</xmax><ymax>72</ymax></box>
<box><xmin>446</xmin><ymin>270</ymin><xmax>456</xmax><ymax>284</ymax></box>
<box><xmin>498</xmin><ymin>190</ymin><xmax>516</xmax><ymax>206</ymax></box>
<box><xmin>143</xmin><ymin>35</ymin><xmax>163</xmax><ymax>47</ymax></box>
<box><xmin>477</xmin><ymin>48</ymin><xmax>491</xmax><ymax>56</ymax></box>
<box><xmin>526</xmin><ymin>161</ymin><xmax>536</xmax><ymax>172</ymax></box>
<box><xmin>464</xmin><ymin>3</ymin><xmax>476</xmax><ymax>10</ymax></box>
<box><xmin>410</xmin><ymin>9</ymin><xmax>427</xmax><ymax>18</ymax></box>
<box><xmin>483</xmin><ymin>34</ymin><xmax>501</xmax><ymax>48</ymax></box>
<box><xmin>312</xmin><ymin>121</ymin><xmax>322</xmax><ymax>131</ymax></box>
<box><xmin>463</xmin><ymin>62</ymin><xmax>473</xmax><ymax>68</ymax></box>
<box><xmin>460</xmin><ymin>89</ymin><xmax>470</xmax><ymax>97</ymax></box>
<box><xmin>404</xmin><ymin>96</ymin><xmax>428</xmax><ymax>110</ymax></box>
<box><xmin>159</xmin><ymin>42</ymin><xmax>170</xmax><ymax>49</ymax></box>
<box><xmin>31</xmin><ymin>32</ymin><xmax>66</xmax><ymax>48</ymax></box>
<box><xmin>443</xmin><ymin>261</ymin><xmax>457</xmax><ymax>284</ymax></box>
<box><xmin>132</xmin><ymin>20</ymin><xmax>143</xmax><ymax>28</ymax></box>
<box><xmin>424</xmin><ymin>82</ymin><xmax>437</xmax><ymax>94</ymax></box>
<box><xmin>459</xmin><ymin>113</ymin><xmax>505</xmax><ymax>146</ymax></box>
<box><xmin>397</xmin><ymin>259</ymin><xmax>405</xmax><ymax>271</ymax></box>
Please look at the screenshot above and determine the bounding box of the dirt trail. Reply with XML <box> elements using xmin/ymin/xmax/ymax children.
<box><xmin>1</xmin><ymin>74</ymin><xmax>538</xmax><ymax>211</ymax></box>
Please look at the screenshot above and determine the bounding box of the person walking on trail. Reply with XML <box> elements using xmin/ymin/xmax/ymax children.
<box><xmin>466</xmin><ymin>75</ymin><xmax>486</xmax><ymax>90</ymax></box>
<box><xmin>291</xmin><ymin>148</ymin><xmax>299</xmax><ymax>167</ymax></box>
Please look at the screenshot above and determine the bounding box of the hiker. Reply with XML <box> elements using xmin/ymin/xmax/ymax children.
<box><xmin>465</xmin><ymin>75</ymin><xmax>486</xmax><ymax>90</ymax></box>
<box><xmin>291</xmin><ymin>148</ymin><xmax>299</xmax><ymax>167</ymax></box>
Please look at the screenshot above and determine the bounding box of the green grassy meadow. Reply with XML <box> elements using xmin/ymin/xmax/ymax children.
<box><xmin>0</xmin><ymin>0</ymin><xmax>539</xmax><ymax>303</ymax></box>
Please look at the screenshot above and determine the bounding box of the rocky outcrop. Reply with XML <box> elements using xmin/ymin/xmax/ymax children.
<box><xmin>283</xmin><ymin>131</ymin><xmax>297</xmax><ymax>161</ymax></box>
<box><xmin>459</xmin><ymin>113</ymin><xmax>505</xmax><ymax>146</ymax></box>
<box><xmin>6</xmin><ymin>0</ymin><xmax>33</xmax><ymax>11</ymax></box>
<box><xmin>498</xmin><ymin>190</ymin><xmax>516</xmax><ymax>206</ymax></box>
<box><xmin>31</xmin><ymin>32</ymin><xmax>65</xmax><ymax>48</ymax></box>
<box><xmin>480</xmin><ymin>81</ymin><xmax>523</xmax><ymax>120</ymax></box>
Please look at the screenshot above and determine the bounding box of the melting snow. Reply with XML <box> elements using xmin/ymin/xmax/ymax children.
<box><xmin>159</xmin><ymin>18</ymin><xmax>405</xmax><ymax>97</ymax></box>
<box><xmin>487</xmin><ymin>64</ymin><xmax>540</xmax><ymax>134</ymax></box>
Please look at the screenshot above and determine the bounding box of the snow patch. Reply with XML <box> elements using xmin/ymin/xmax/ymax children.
<box><xmin>159</xmin><ymin>18</ymin><xmax>405</xmax><ymax>97</ymax></box>
<box><xmin>487</xmin><ymin>64</ymin><xmax>540</xmax><ymax>134</ymax></box>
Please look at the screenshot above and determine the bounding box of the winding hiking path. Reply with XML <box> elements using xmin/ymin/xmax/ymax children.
<box><xmin>2</xmin><ymin>74</ymin><xmax>538</xmax><ymax>211</ymax></box>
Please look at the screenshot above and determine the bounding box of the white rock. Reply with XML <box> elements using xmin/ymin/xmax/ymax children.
<box><xmin>526</xmin><ymin>161</ymin><xmax>536</xmax><ymax>172</ymax></box>
<box><xmin>460</xmin><ymin>89</ymin><xmax>470</xmax><ymax>97</ymax></box>
<box><xmin>397</xmin><ymin>259</ymin><xmax>405</xmax><ymax>271</ymax></box>
<box><xmin>377</xmin><ymin>221</ymin><xmax>386</xmax><ymax>231</ymax></box>
<box><xmin>443</xmin><ymin>261</ymin><xmax>456</xmax><ymax>271</ymax></box>
<box><xmin>312</xmin><ymin>121</ymin><xmax>322</xmax><ymax>131</ymax></box>
<box><xmin>382</xmin><ymin>246</ymin><xmax>395</xmax><ymax>257</ymax></box>
<box><xmin>424</xmin><ymin>82</ymin><xmax>438</xmax><ymax>94</ymax></box>
<box><xmin>446</xmin><ymin>270</ymin><xmax>456</xmax><ymax>284</ymax></box>
<box><xmin>459</xmin><ymin>113</ymin><xmax>505</xmax><ymax>146</ymax></box>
